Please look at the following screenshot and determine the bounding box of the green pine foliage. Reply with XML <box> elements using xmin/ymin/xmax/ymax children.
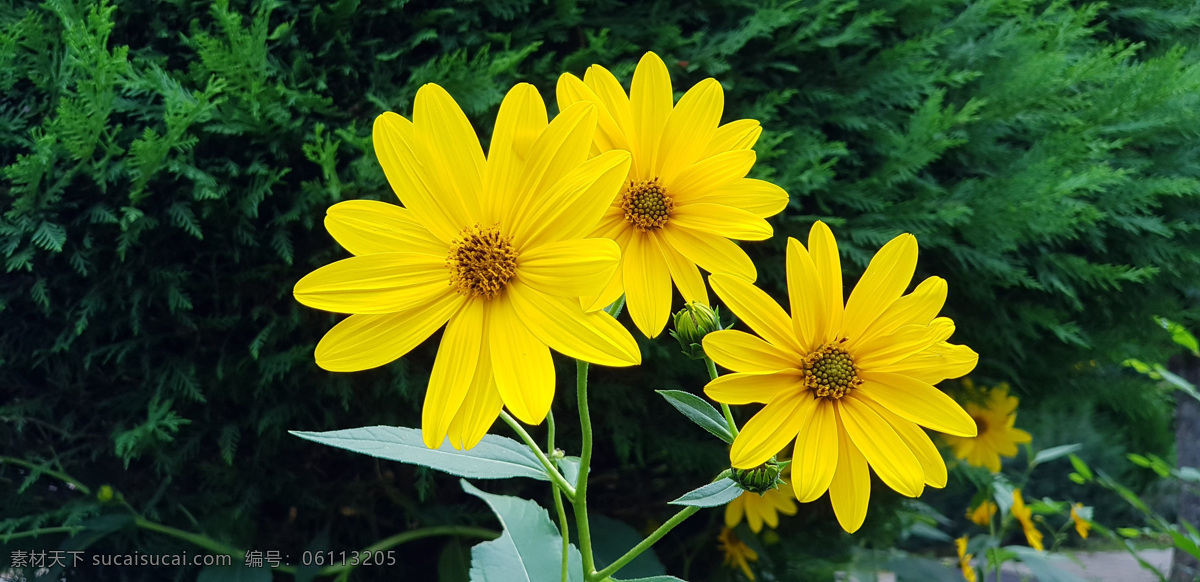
<box><xmin>3</xmin><ymin>0</ymin><xmax>1199</xmax><ymax>579</ymax></box>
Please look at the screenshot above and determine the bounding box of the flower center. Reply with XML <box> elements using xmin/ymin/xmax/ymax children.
<box><xmin>620</xmin><ymin>177</ymin><xmax>673</xmax><ymax>231</ymax></box>
<box><xmin>446</xmin><ymin>224</ymin><xmax>517</xmax><ymax>299</ymax></box>
<box><xmin>972</xmin><ymin>415</ymin><xmax>989</xmax><ymax>435</ymax></box>
<box><xmin>803</xmin><ymin>343</ymin><xmax>862</xmax><ymax>400</ymax></box>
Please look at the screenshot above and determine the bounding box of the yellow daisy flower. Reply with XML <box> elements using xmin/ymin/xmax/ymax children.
<box><xmin>966</xmin><ymin>500</ymin><xmax>997</xmax><ymax>527</ymax></box>
<box><xmin>718</xmin><ymin>527</ymin><xmax>759</xmax><ymax>580</ymax></box>
<box><xmin>956</xmin><ymin>537</ymin><xmax>977</xmax><ymax>582</ymax></box>
<box><xmin>1071</xmin><ymin>503</ymin><xmax>1091</xmax><ymax>539</ymax></box>
<box><xmin>702</xmin><ymin>221</ymin><xmax>979</xmax><ymax>532</ymax></box>
<box><xmin>725</xmin><ymin>482</ymin><xmax>799</xmax><ymax>533</ymax></box>
<box><xmin>294</xmin><ymin>83</ymin><xmax>641</xmax><ymax>450</ymax></box>
<box><xmin>1011</xmin><ymin>489</ymin><xmax>1044</xmax><ymax>551</ymax></box>
<box><xmin>557</xmin><ymin>52</ymin><xmax>788</xmax><ymax>338</ymax></box>
<box><xmin>943</xmin><ymin>382</ymin><xmax>1033</xmax><ymax>472</ymax></box>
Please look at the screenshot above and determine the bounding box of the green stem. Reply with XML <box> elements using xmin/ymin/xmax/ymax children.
<box><xmin>590</xmin><ymin>506</ymin><xmax>700</xmax><ymax>581</ymax></box>
<box><xmin>704</xmin><ymin>357</ymin><xmax>739</xmax><ymax>438</ymax></box>
<box><xmin>135</xmin><ymin>518</ymin><xmax>255</xmax><ymax>564</ymax></box>
<box><xmin>574</xmin><ymin>359</ymin><xmax>597</xmax><ymax>577</ymax></box>
<box><xmin>0</xmin><ymin>456</ymin><xmax>92</xmax><ymax>495</ymax></box>
<box><xmin>499</xmin><ymin>411</ymin><xmax>577</xmax><ymax>498</ymax></box>
<box><xmin>2</xmin><ymin>526</ymin><xmax>86</xmax><ymax>541</ymax></box>
<box><xmin>548</xmin><ymin>410</ymin><xmax>570</xmax><ymax>582</ymax></box>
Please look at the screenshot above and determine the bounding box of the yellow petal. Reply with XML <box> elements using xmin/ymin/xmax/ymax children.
<box><xmin>874</xmin><ymin>341</ymin><xmax>978</xmax><ymax>383</ymax></box>
<box><xmin>413</xmin><ymin>84</ymin><xmax>485</xmax><ymax>223</ymax></box>
<box><xmin>486</xmin><ymin>83</ymin><xmax>548</xmax><ymax>220</ymax></box>
<box><xmin>792</xmin><ymin>400</ymin><xmax>839</xmax><ymax>503</ymax></box>
<box><xmin>629</xmin><ymin>52</ymin><xmax>673</xmax><ymax>179</ymax></box>
<box><xmin>582</xmin><ymin>257</ymin><xmax>626</xmax><ymax>313</ymax></box>
<box><xmin>658</xmin><ymin>78</ymin><xmax>724</xmax><ymax>183</ymax></box>
<box><xmin>785</xmin><ymin>237</ymin><xmax>822</xmax><ymax>352</ymax></box>
<box><xmin>314</xmin><ymin>293</ymin><xmax>464</xmax><ymax>372</ymax></box>
<box><xmin>669</xmin><ymin>150</ymin><xmax>756</xmax><ymax>200</ymax></box>
<box><xmin>518</xmin><ymin>150</ymin><xmax>632</xmax><ymax>249</ymax></box>
<box><xmin>509</xmin><ymin>280</ymin><xmax>641</xmax><ymax>366</ymax></box>
<box><xmin>372</xmin><ymin>112</ymin><xmax>466</xmax><ymax>242</ymax></box>
<box><xmin>746</xmin><ymin>503</ymin><xmax>764</xmax><ymax>533</ymax></box>
<box><xmin>671</xmin><ymin>203</ymin><xmax>773</xmax><ymax>241</ymax></box>
<box><xmin>505</xmin><ymin>102</ymin><xmax>597</xmax><ymax>230</ymax></box>
<box><xmin>654</xmin><ymin>234</ymin><xmax>709</xmax><ymax>305</ymax></box>
<box><xmin>807</xmin><ymin>222</ymin><xmax>844</xmax><ymax>345</ymax></box>
<box><xmin>421</xmin><ymin>299</ymin><xmax>485</xmax><ymax>448</ymax></box>
<box><xmin>583</xmin><ymin>64</ymin><xmax>638</xmax><ymax>157</ymax></box>
<box><xmin>842</xmin><ymin>233</ymin><xmax>918</xmax><ymax>341</ymax></box>
<box><xmin>829</xmin><ymin>423</ymin><xmax>871</xmax><ymax>533</ymax></box>
<box><xmin>730</xmin><ymin>390</ymin><xmax>816</xmax><ymax>469</ymax></box>
<box><xmin>710</xmin><ymin>274</ymin><xmax>803</xmax><ymax>355</ymax></box>
<box><xmin>704</xmin><ymin>371</ymin><xmax>804</xmax><ymax>405</ymax></box>
<box><xmin>702</xmin><ymin>329</ymin><xmax>798</xmax><ymax>373</ymax></box>
<box><xmin>324</xmin><ymin>200</ymin><xmax>447</xmax><ymax>257</ymax></box>
<box><xmin>860</xmin><ymin>398</ymin><xmax>948</xmax><ymax>488</ymax></box>
<box><xmin>857</xmin><ymin>371</ymin><xmax>977</xmax><ymax>436</ymax></box>
<box><xmin>701</xmin><ymin>119</ymin><xmax>762</xmax><ymax>159</ymax></box>
<box><xmin>294</xmin><ymin>253</ymin><xmax>449</xmax><ymax>314</ymax></box>
<box><xmin>856</xmin><ymin>276</ymin><xmax>947</xmax><ymax>346</ymax></box>
<box><xmin>661</xmin><ymin>226</ymin><xmax>756</xmax><ymax>280</ymax></box>
<box><xmin>445</xmin><ymin>322</ymin><xmax>504</xmax><ymax>450</ymax></box>
<box><xmin>854</xmin><ymin>319</ymin><xmax>954</xmax><ymax>368</ymax></box>
<box><xmin>725</xmin><ymin>496</ymin><xmax>745</xmax><ymax>528</ymax></box>
<box><xmin>623</xmin><ymin>232</ymin><xmax>673</xmax><ymax>338</ymax></box>
<box><xmin>838</xmin><ymin>397</ymin><xmax>924</xmax><ymax>497</ymax></box>
<box><xmin>691</xmin><ymin>178</ymin><xmax>788</xmax><ymax>218</ymax></box>
<box><xmin>516</xmin><ymin>238</ymin><xmax>620</xmax><ymax>297</ymax></box>
<box><xmin>557</xmin><ymin>73</ymin><xmax>629</xmax><ymax>154</ymax></box>
<box><xmin>488</xmin><ymin>298</ymin><xmax>555</xmax><ymax>425</ymax></box>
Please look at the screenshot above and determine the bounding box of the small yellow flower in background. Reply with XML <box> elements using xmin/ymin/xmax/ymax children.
<box><xmin>1071</xmin><ymin>503</ymin><xmax>1091</xmax><ymax>539</ymax></box>
<box><xmin>956</xmin><ymin>536</ymin><xmax>977</xmax><ymax>582</ymax></box>
<box><xmin>967</xmin><ymin>500</ymin><xmax>997</xmax><ymax>527</ymax></box>
<box><xmin>294</xmin><ymin>83</ymin><xmax>642</xmax><ymax>450</ymax></box>
<box><xmin>1011</xmin><ymin>489</ymin><xmax>1044</xmax><ymax>551</ymax></box>
<box><xmin>726</xmin><ymin>482</ymin><xmax>799</xmax><ymax>533</ymax></box>
<box><xmin>943</xmin><ymin>381</ymin><xmax>1032</xmax><ymax>472</ymax></box>
<box><xmin>557</xmin><ymin>52</ymin><xmax>789</xmax><ymax>338</ymax></box>
<box><xmin>718</xmin><ymin>527</ymin><xmax>759</xmax><ymax>580</ymax></box>
<box><xmin>703</xmin><ymin>221</ymin><xmax>979</xmax><ymax>532</ymax></box>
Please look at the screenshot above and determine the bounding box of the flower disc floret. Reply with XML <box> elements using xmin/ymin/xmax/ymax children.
<box><xmin>447</xmin><ymin>224</ymin><xmax>517</xmax><ymax>299</ymax></box>
<box><xmin>803</xmin><ymin>343</ymin><xmax>862</xmax><ymax>400</ymax></box>
<box><xmin>620</xmin><ymin>178</ymin><xmax>673</xmax><ymax>231</ymax></box>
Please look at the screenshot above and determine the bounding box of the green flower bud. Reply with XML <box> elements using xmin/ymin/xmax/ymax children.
<box><xmin>98</xmin><ymin>485</ymin><xmax>114</xmax><ymax>503</ymax></box>
<box><xmin>732</xmin><ymin>458</ymin><xmax>788</xmax><ymax>494</ymax></box>
<box><xmin>669</xmin><ymin>303</ymin><xmax>723</xmax><ymax>360</ymax></box>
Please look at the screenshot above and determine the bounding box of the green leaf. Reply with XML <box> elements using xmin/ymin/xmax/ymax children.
<box><xmin>883</xmin><ymin>553</ymin><xmax>963</xmax><ymax>582</ymax></box>
<box><xmin>1006</xmin><ymin>546</ymin><xmax>1086</xmax><ymax>582</ymax></box>
<box><xmin>290</xmin><ymin>427</ymin><xmax>549</xmax><ymax>481</ymax></box>
<box><xmin>589</xmin><ymin>514</ymin><xmax>667</xmax><ymax>578</ymax></box>
<box><xmin>462</xmin><ymin>479</ymin><xmax>584</xmax><ymax>582</ymax></box>
<box><xmin>557</xmin><ymin>456</ymin><xmax>581</xmax><ymax>488</ymax></box>
<box><xmin>196</xmin><ymin>565</ymin><xmax>273</xmax><ymax>582</ymax></box>
<box><xmin>1156</xmin><ymin>316</ymin><xmax>1200</xmax><ymax>355</ymax></box>
<box><xmin>655</xmin><ymin>390</ymin><xmax>734</xmax><ymax>443</ymax></box>
<box><xmin>1032</xmin><ymin>443</ymin><xmax>1082</xmax><ymax>466</ymax></box>
<box><xmin>1068</xmin><ymin>454</ymin><xmax>1093</xmax><ymax>481</ymax></box>
<box><xmin>669</xmin><ymin>477</ymin><xmax>743</xmax><ymax>507</ymax></box>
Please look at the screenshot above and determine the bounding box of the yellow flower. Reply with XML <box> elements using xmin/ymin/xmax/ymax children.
<box><xmin>1011</xmin><ymin>489</ymin><xmax>1044</xmax><ymax>551</ymax></box>
<box><xmin>726</xmin><ymin>482</ymin><xmax>799</xmax><ymax>533</ymax></box>
<box><xmin>702</xmin><ymin>221</ymin><xmax>978</xmax><ymax>532</ymax></box>
<box><xmin>294</xmin><ymin>83</ymin><xmax>641</xmax><ymax>449</ymax></box>
<box><xmin>1071</xmin><ymin>503</ymin><xmax>1091</xmax><ymax>539</ymax></box>
<box><xmin>956</xmin><ymin>536</ymin><xmax>977</xmax><ymax>582</ymax></box>
<box><xmin>943</xmin><ymin>382</ymin><xmax>1032</xmax><ymax>472</ymax></box>
<box><xmin>966</xmin><ymin>500</ymin><xmax>997</xmax><ymax>527</ymax></box>
<box><xmin>718</xmin><ymin>527</ymin><xmax>759</xmax><ymax>580</ymax></box>
<box><xmin>557</xmin><ymin>52</ymin><xmax>788</xmax><ymax>338</ymax></box>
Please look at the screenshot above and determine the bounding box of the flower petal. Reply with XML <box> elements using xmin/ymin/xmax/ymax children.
<box><xmin>294</xmin><ymin>253</ymin><xmax>449</xmax><ymax>314</ymax></box>
<box><xmin>703</xmin><ymin>329</ymin><xmax>798</xmax><ymax>373</ymax></box>
<box><xmin>807</xmin><ymin>222</ymin><xmax>844</xmax><ymax>345</ymax></box>
<box><xmin>874</xmin><ymin>341</ymin><xmax>978</xmax><ymax>384</ymax></box>
<box><xmin>669</xmin><ymin>150</ymin><xmax>756</xmax><ymax>200</ymax></box>
<box><xmin>661</xmin><ymin>226</ymin><xmax>756</xmax><ymax>280</ymax></box>
<box><xmin>630</xmin><ymin>52</ymin><xmax>673</xmax><ymax>179</ymax></box>
<box><xmin>422</xmin><ymin>299</ymin><xmax>485</xmax><ymax>447</ymax></box>
<box><xmin>828</xmin><ymin>422</ymin><xmax>871</xmax><ymax>533</ymax></box>
<box><xmin>671</xmin><ymin>203</ymin><xmax>773</xmax><ymax>241</ymax></box>
<box><xmin>509</xmin><ymin>280</ymin><xmax>641</xmax><ymax>366</ymax></box>
<box><xmin>505</xmin><ymin>102</ymin><xmax>597</xmax><ymax>230</ymax></box>
<box><xmin>725</xmin><ymin>496</ymin><xmax>745</xmax><ymax>528</ymax></box>
<box><xmin>520</xmin><ymin>150</ymin><xmax>633</xmax><ymax>249</ymax></box>
<box><xmin>557</xmin><ymin>72</ymin><xmax>630</xmax><ymax>154</ymax></box>
<box><xmin>486</xmin><ymin>83</ymin><xmax>548</xmax><ymax>220</ymax></box>
<box><xmin>623</xmin><ymin>232</ymin><xmax>673</xmax><ymax>338</ymax></box>
<box><xmin>730</xmin><ymin>390</ymin><xmax>816</xmax><ymax>469</ymax></box>
<box><xmin>701</xmin><ymin>119</ymin><xmax>761</xmax><ymax>159</ymax></box>
<box><xmin>857</xmin><ymin>371</ymin><xmax>977</xmax><ymax>436</ymax></box>
<box><xmin>489</xmin><ymin>298</ymin><xmax>555</xmax><ymax>425</ymax></box>
<box><xmin>445</xmin><ymin>321</ymin><xmax>504</xmax><ymax>450</ymax></box>
<box><xmin>785</xmin><ymin>237</ymin><xmax>822</xmax><ymax>352</ymax></box>
<box><xmin>842</xmin><ymin>233</ymin><xmax>918</xmax><ymax>341</ymax></box>
<box><xmin>314</xmin><ymin>293</ymin><xmax>464</xmax><ymax>372</ymax></box>
<box><xmin>372</xmin><ymin>112</ymin><xmax>465</xmax><ymax>242</ymax></box>
<box><xmin>856</xmin><ymin>276</ymin><xmax>947</xmax><ymax>346</ymax></box>
<box><xmin>792</xmin><ymin>400</ymin><xmax>839</xmax><ymax>503</ymax></box>
<box><xmin>838</xmin><ymin>397</ymin><xmax>924</xmax><ymax>497</ymax></box>
<box><xmin>413</xmin><ymin>84</ymin><xmax>485</xmax><ymax>223</ymax></box>
<box><xmin>710</xmin><ymin>274</ymin><xmax>804</xmax><ymax>355</ymax></box>
<box><xmin>854</xmin><ymin>319</ymin><xmax>954</xmax><ymax>368</ymax></box>
<box><xmin>658</xmin><ymin>78</ymin><xmax>724</xmax><ymax>183</ymax></box>
<box><xmin>704</xmin><ymin>371</ymin><xmax>804</xmax><ymax>405</ymax></box>
<box><xmin>691</xmin><ymin>178</ymin><xmax>788</xmax><ymax>218</ymax></box>
<box><xmin>517</xmin><ymin>238</ymin><xmax>620</xmax><ymax>298</ymax></box>
<box><xmin>324</xmin><ymin>200</ymin><xmax>446</xmax><ymax>257</ymax></box>
<box><xmin>654</xmin><ymin>234</ymin><xmax>708</xmax><ymax>305</ymax></box>
<box><xmin>860</xmin><ymin>398</ymin><xmax>948</xmax><ymax>488</ymax></box>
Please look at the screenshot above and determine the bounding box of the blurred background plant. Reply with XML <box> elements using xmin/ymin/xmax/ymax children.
<box><xmin>3</xmin><ymin>0</ymin><xmax>1200</xmax><ymax>580</ymax></box>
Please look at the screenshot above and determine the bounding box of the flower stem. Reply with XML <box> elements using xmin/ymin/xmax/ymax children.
<box><xmin>574</xmin><ymin>359</ymin><xmax>597</xmax><ymax>577</ymax></box>
<box><xmin>499</xmin><ymin>411</ymin><xmax>576</xmax><ymax>498</ymax></box>
<box><xmin>0</xmin><ymin>456</ymin><xmax>92</xmax><ymax>495</ymax></box>
<box><xmin>590</xmin><ymin>505</ymin><xmax>700</xmax><ymax>581</ymax></box>
<box><xmin>704</xmin><ymin>357</ymin><xmax>739</xmax><ymax>438</ymax></box>
<box><xmin>548</xmin><ymin>410</ymin><xmax>570</xmax><ymax>582</ymax></box>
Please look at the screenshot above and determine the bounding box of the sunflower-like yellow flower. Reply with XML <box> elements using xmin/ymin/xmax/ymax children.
<box><xmin>956</xmin><ymin>537</ymin><xmax>977</xmax><ymax>582</ymax></box>
<box><xmin>943</xmin><ymin>381</ymin><xmax>1033</xmax><ymax>472</ymax></box>
<box><xmin>1071</xmin><ymin>503</ymin><xmax>1091</xmax><ymax>539</ymax></box>
<box><xmin>294</xmin><ymin>83</ymin><xmax>641</xmax><ymax>449</ymax></box>
<box><xmin>967</xmin><ymin>500</ymin><xmax>997</xmax><ymax>527</ymax></box>
<box><xmin>702</xmin><ymin>221</ymin><xmax>979</xmax><ymax>532</ymax></box>
<box><xmin>1011</xmin><ymin>489</ymin><xmax>1044</xmax><ymax>551</ymax></box>
<box><xmin>726</xmin><ymin>482</ymin><xmax>799</xmax><ymax>533</ymax></box>
<box><xmin>557</xmin><ymin>52</ymin><xmax>788</xmax><ymax>338</ymax></box>
<box><xmin>718</xmin><ymin>527</ymin><xmax>759</xmax><ymax>580</ymax></box>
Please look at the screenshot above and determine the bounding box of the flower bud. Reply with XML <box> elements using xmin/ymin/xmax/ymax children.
<box><xmin>669</xmin><ymin>303</ymin><xmax>723</xmax><ymax>359</ymax></box>
<box><xmin>732</xmin><ymin>458</ymin><xmax>788</xmax><ymax>494</ymax></box>
<box><xmin>97</xmin><ymin>485</ymin><xmax>114</xmax><ymax>503</ymax></box>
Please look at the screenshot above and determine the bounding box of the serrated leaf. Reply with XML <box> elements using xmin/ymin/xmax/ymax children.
<box><xmin>655</xmin><ymin>390</ymin><xmax>733</xmax><ymax>443</ymax></box>
<box><xmin>462</xmin><ymin>480</ymin><xmax>583</xmax><ymax>582</ymax></box>
<box><xmin>290</xmin><ymin>426</ymin><xmax>549</xmax><ymax>481</ymax></box>
<box><xmin>1032</xmin><ymin>444</ymin><xmax>1082</xmax><ymax>466</ymax></box>
<box><xmin>669</xmin><ymin>477</ymin><xmax>742</xmax><ymax>508</ymax></box>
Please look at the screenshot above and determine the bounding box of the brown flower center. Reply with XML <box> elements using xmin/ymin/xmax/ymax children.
<box><xmin>972</xmin><ymin>415</ymin><xmax>990</xmax><ymax>435</ymax></box>
<box><xmin>803</xmin><ymin>343</ymin><xmax>863</xmax><ymax>400</ymax></box>
<box><xmin>447</xmin><ymin>224</ymin><xmax>517</xmax><ymax>299</ymax></box>
<box><xmin>620</xmin><ymin>177</ymin><xmax>673</xmax><ymax>231</ymax></box>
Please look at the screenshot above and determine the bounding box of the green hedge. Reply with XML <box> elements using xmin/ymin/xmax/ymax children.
<box><xmin>3</xmin><ymin>0</ymin><xmax>1200</xmax><ymax>579</ymax></box>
